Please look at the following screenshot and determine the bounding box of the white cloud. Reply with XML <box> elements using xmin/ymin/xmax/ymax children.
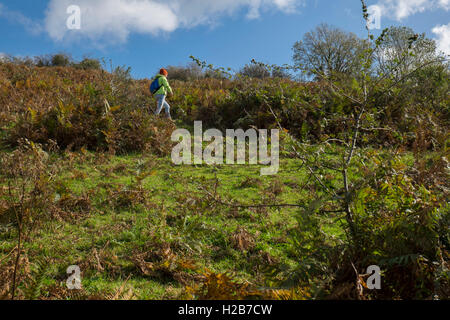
<box><xmin>44</xmin><ymin>0</ymin><xmax>304</xmax><ymax>44</ymax></box>
<box><xmin>374</xmin><ymin>0</ymin><xmax>450</xmax><ymax>20</ymax></box>
<box><xmin>45</xmin><ymin>0</ymin><xmax>178</xmax><ymax>43</ymax></box>
<box><xmin>432</xmin><ymin>23</ymin><xmax>450</xmax><ymax>56</ymax></box>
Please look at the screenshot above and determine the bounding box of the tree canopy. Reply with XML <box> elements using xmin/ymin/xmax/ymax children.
<box><xmin>292</xmin><ymin>23</ymin><xmax>367</xmax><ymax>79</ymax></box>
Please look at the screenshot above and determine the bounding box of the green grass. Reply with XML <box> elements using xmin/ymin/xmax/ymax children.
<box><xmin>0</xmin><ymin>146</ymin><xmax>419</xmax><ymax>299</ymax></box>
<box><xmin>1</xmin><ymin>149</ymin><xmax>322</xmax><ymax>299</ymax></box>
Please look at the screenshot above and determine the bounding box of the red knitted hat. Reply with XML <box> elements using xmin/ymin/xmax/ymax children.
<box><xmin>160</xmin><ymin>68</ymin><xmax>168</xmax><ymax>76</ymax></box>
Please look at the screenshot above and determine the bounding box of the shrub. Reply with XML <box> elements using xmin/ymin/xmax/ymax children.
<box><xmin>7</xmin><ymin>99</ymin><xmax>175</xmax><ymax>155</ymax></box>
<box><xmin>164</xmin><ymin>63</ymin><xmax>203</xmax><ymax>81</ymax></box>
<box><xmin>272</xmin><ymin>148</ymin><xmax>449</xmax><ymax>300</ymax></box>
<box><xmin>75</xmin><ymin>58</ymin><xmax>102</xmax><ymax>70</ymax></box>
<box><xmin>0</xmin><ymin>140</ymin><xmax>57</xmax><ymax>299</ymax></box>
<box><xmin>238</xmin><ymin>64</ymin><xmax>271</xmax><ymax>79</ymax></box>
<box><xmin>51</xmin><ymin>54</ymin><xmax>71</xmax><ymax>67</ymax></box>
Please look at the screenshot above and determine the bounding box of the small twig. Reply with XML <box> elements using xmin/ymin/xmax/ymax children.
<box><xmin>111</xmin><ymin>275</ymin><xmax>132</xmax><ymax>300</ymax></box>
<box><xmin>0</xmin><ymin>245</ymin><xmax>18</xmax><ymax>265</ymax></box>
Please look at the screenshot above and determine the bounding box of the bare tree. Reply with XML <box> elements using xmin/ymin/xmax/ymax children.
<box><xmin>238</xmin><ymin>61</ymin><xmax>292</xmax><ymax>79</ymax></box>
<box><xmin>238</xmin><ymin>63</ymin><xmax>271</xmax><ymax>79</ymax></box>
<box><xmin>164</xmin><ymin>62</ymin><xmax>204</xmax><ymax>81</ymax></box>
<box><xmin>374</xmin><ymin>26</ymin><xmax>440</xmax><ymax>81</ymax></box>
<box><xmin>293</xmin><ymin>23</ymin><xmax>367</xmax><ymax>79</ymax></box>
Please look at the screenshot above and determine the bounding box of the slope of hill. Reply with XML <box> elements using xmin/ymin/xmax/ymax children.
<box><xmin>1</xmin><ymin>62</ymin><xmax>448</xmax><ymax>154</ymax></box>
<box><xmin>0</xmin><ymin>61</ymin><xmax>448</xmax><ymax>300</ymax></box>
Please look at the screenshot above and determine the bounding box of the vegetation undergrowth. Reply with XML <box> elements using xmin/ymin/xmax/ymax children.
<box><xmin>0</xmin><ymin>1</ymin><xmax>448</xmax><ymax>300</ymax></box>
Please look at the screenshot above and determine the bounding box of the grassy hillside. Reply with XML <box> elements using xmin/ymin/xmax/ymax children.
<box><xmin>0</xmin><ymin>62</ymin><xmax>448</xmax><ymax>300</ymax></box>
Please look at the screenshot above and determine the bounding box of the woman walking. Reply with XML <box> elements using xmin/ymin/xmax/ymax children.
<box><xmin>152</xmin><ymin>68</ymin><xmax>173</xmax><ymax>120</ymax></box>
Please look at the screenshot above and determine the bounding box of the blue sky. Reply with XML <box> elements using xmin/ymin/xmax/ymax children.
<box><xmin>1</xmin><ymin>0</ymin><xmax>449</xmax><ymax>79</ymax></box>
